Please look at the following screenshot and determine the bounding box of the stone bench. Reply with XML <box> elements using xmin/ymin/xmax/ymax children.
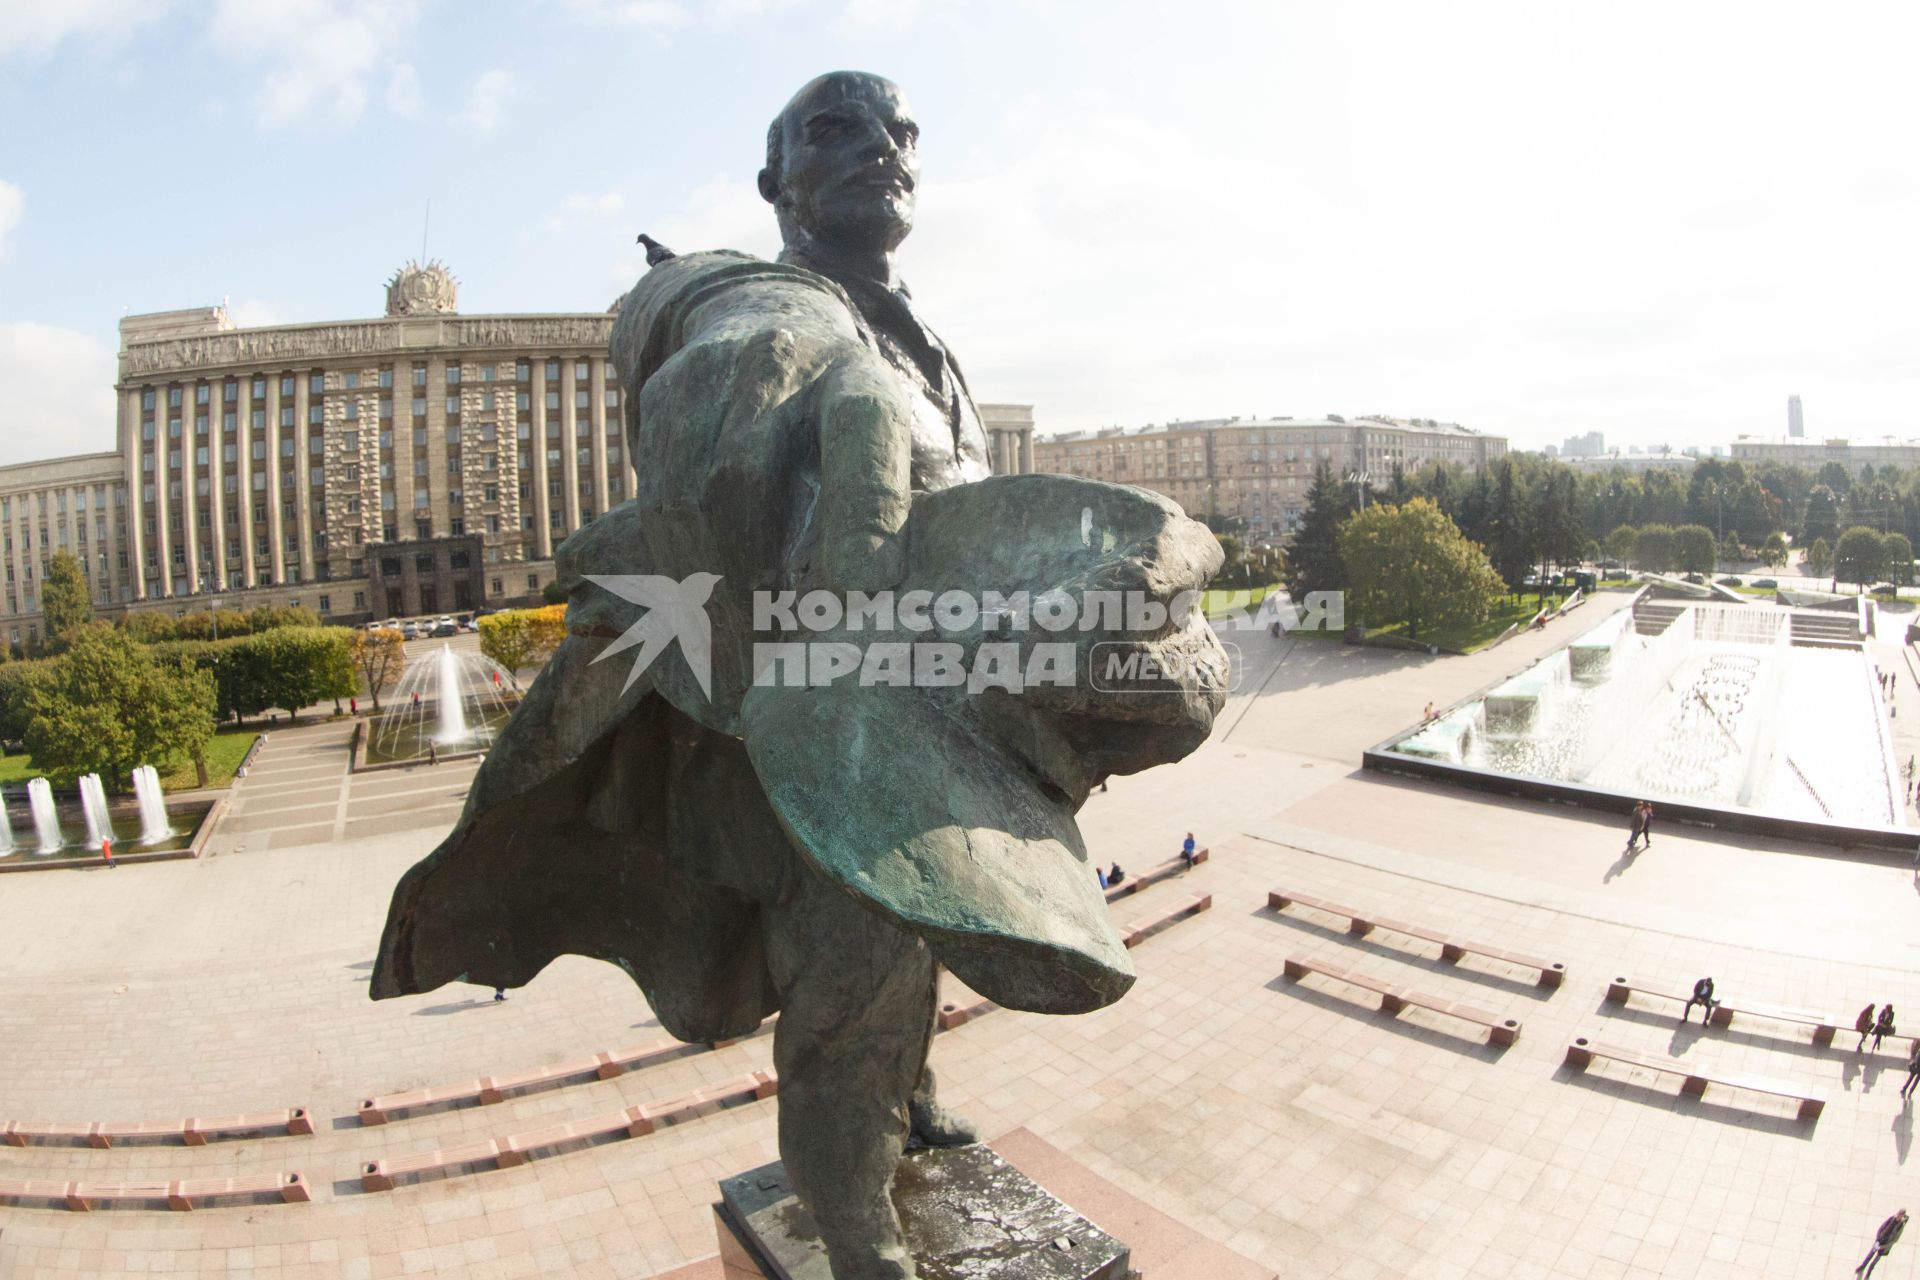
<box><xmin>1605</xmin><ymin>976</ymin><xmax>1839</xmax><ymax>1045</ymax></box>
<box><xmin>1103</xmin><ymin>847</ymin><xmax>1208</xmax><ymax>903</ymax></box>
<box><xmin>1563</xmin><ymin>1036</ymin><xmax>1825</xmax><ymax>1121</ymax></box>
<box><xmin>361</xmin><ymin>1070</ymin><xmax>778</xmax><ymax>1193</ymax></box>
<box><xmin>3</xmin><ymin>1108</ymin><xmax>314</xmax><ymax>1149</ymax></box>
<box><xmin>1269</xmin><ymin>888</ymin><xmax>1566</xmax><ymax>988</ymax></box>
<box><xmin>1118</xmin><ymin>893</ymin><xmax>1211</xmax><ymax>948</ymax></box>
<box><xmin>937</xmin><ymin>994</ymin><xmax>997</xmax><ymax>1032</ymax></box>
<box><xmin>0</xmin><ymin>1171</ymin><xmax>311</xmax><ymax>1211</ymax></box>
<box><xmin>358</xmin><ymin>1025</ymin><xmax>774</xmax><ymax>1124</ymax></box>
<box><xmin>1283</xmin><ymin>954</ymin><xmax>1521</xmax><ymax>1046</ymax></box>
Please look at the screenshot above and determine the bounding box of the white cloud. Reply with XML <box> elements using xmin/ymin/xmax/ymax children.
<box><xmin>225</xmin><ymin>298</ymin><xmax>283</xmax><ymax>329</ymax></box>
<box><xmin>0</xmin><ymin>181</ymin><xmax>22</xmax><ymax>259</ymax></box>
<box><xmin>385</xmin><ymin>61</ymin><xmax>422</xmax><ymax>117</ymax></box>
<box><xmin>0</xmin><ymin>324</ymin><xmax>118</xmax><ymax>464</ymax></box>
<box><xmin>551</xmin><ymin>0</ymin><xmax>686</xmax><ymax>29</ymax></box>
<box><xmin>543</xmin><ymin>191</ymin><xmax>625</xmax><ymax>232</ymax></box>
<box><xmin>0</xmin><ymin>0</ymin><xmax>165</xmax><ymax>58</ymax></box>
<box><xmin>207</xmin><ymin>0</ymin><xmax>425</xmax><ymax>129</ymax></box>
<box><xmin>836</xmin><ymin>0</ymin><xmax>918</xmax><ymax>30</ymax></box>
<box><xmin>461</xmin><ymin>68</ymin><xmax>518</xmax><ymax>136</ymax></box>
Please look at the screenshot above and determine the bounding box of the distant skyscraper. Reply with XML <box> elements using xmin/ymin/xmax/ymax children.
<box><xmin>1788</xmin><ymin>394</ymin><xmax>1804</xmax><ymax>438</ymax></box>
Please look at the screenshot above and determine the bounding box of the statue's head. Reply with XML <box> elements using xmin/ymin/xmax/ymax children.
<box><xmin>759</xmin><ymin>71</ymin><xmax>918</xmax><ymax>258</ymax></box>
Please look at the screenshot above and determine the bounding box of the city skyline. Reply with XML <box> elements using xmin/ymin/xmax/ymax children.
<box><xmin>3</xmin><ymin>1</ymin><xmax>1917</xmax><ymax>465</ymax></box>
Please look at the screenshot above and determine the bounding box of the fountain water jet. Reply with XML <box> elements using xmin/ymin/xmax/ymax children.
<box><xmin>371</xmin><ymin>643</ymin><xmax>516</xmax><ymax>763</ymax></box>
<box><xmin>78</xmin><ymin>774</ymin><xmax>115</xmax><ymax>849</ymax></box>
<box><xmin>27</xmin><ymin>778</ymin><xmax>63</xmax><ymax>854</ymax></box>
<box><xmin>132</xmin><ymin>766</ymin><xmax>172</xmax><ymax>844</ymax></box>
<box><xmin>0</xmin><ymin>793</ymin><xmax>15</xmax><ymax>855</ymax></box>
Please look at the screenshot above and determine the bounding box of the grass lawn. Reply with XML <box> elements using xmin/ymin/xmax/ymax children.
<box><xmin>0</xmin><ymin>726</ymin><xmax>260</xmax><ymax>793</ymax></box>
<box><xmin>1202</xmin><ymin>583</ymin><xmax>1281</xmax><ymax>619</ymax></box>
<box><xmin>1368</xmin><ymin>594</ymin><xmax>1569</xmax><ymax>654</ymax></box>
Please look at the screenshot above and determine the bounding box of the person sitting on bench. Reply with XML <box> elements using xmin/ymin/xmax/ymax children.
<box><xmin>1682</xmin><ymin>976</ymin><xmax>1717</xmax><ymax>1025</ymax></box>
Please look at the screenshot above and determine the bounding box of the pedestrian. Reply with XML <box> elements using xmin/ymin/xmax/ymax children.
<box><xmin>412</xmin><ymin>690</ymin><xmax>421</xmax><ymax>709</ymax></box>
<box><xmin>493</xmin><ymin>987</ymin><xmax>507</xmax><ymax>1003</ymax></box>
<box><xmin>1857</xmin><ymin>1209</ymin><xmax>1907</xmax><ymax>1277</ymax></box>
<box><xmin>1875</xmin><ymin>1004</ymin><xmax>1897</xmax><ymax>1053</ymax></box>
<box><xmin>1096</xmin><ymin>865</ymin><xmax>1108</xmax><ymax>890</ymax></box>
<box><xmin>350</xmin><ymin>696</ymin><xmax>358</xmax><ymax>715</ymax></box>
<box><xmin>1181</xmin><ymin>832</ymin><xmax>1197</xmax><ymax>870</ymax></box>
<box><xmin>1901</xmin><ymin>1043</ymin><xmax>1920</xmax><ymax>1102</ymax></box>
<box><xmin>1423</xmin><ymin>701</ymin><xmax>1436</xmax><ymax>721</ymax></box>
<box><xmin>1681</xmin><ymin>976</ymin><xmax>1716</xmax><ymax>1025</ymax></box>
<box><xmin>1859</xmin><ymin>1003</ymin><xmax>1879</xmax><ymax>1052</ymax></box>
<box><xmin>1625</xmin><ymin>801</ymin><xmax>1648</xmax><ymax>852</ymax></box>
<box><xmin>1107</xmin><ymin>862</ymin><xmax>1125</xmax><ymax>887</ymax></box>
<box><xmin>101</xmin><ymin>836</ymin><xmax>114</xmax><ymax>869</ymax></box>
<box><xmin>428</xmin><ymin>741</ymin><xmax>439</xmax><ymax>767</ymax></box>
<box><xmin>1636</xmin><ymin>800</ymin><xmax>1654</xmax><ymax>849</ymax></box>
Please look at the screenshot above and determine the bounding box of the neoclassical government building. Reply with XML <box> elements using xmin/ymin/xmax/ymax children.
<box><xmin>0</xmin><ymin>263</ymin><xmax>1036</xmax><ymax>650</ymax></box>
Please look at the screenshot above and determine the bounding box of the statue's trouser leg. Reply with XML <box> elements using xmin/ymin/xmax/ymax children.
<box><xmin>767</xmin><ymin>869</ymin><xmax>936</xmax><ymax>1279</ymax></box>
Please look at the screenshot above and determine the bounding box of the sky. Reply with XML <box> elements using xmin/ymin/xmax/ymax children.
<box><xmin>1</xmin><ymin>0</ymin><xmax>1917</xmax><ymax>467</ymax></box>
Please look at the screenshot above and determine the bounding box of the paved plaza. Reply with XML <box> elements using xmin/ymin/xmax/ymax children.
<box><xmin>5</xmin><ymin>593</ymin><xmax>1920</xmax><ymax>1279</ymax></box>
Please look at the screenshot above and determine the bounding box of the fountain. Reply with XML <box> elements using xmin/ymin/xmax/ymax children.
<box><xmin>1379</xmin><ymin>600</ymin><xmax>1901</xmax><ymax>833</ymax></box>
<box><xmin>132</xmin><ymin>765</ymin><xmax>172</xmax><ymax>844</ymax></box>
<box><xmin>0</xmin><ymin>791</ymin><xmax>14</xmax><ymax>856</ymax></box>
<box><xmin>27</xmin><ymin>777</ymin><xmax>64</xmax><ymax>854</ymax></box>
<box><xmin>370</xmin><ymin>644</ymin><xmax>517</xmax><ymax>763</ymax></box>
<box><xmin>78</xmin><ymin>773</ymin><xmax>115</xmax><ymax>849</ymax></box>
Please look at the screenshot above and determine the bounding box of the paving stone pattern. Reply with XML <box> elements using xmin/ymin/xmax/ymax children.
<box><xmin>3</xmin><ymin>594</ymin><xmax>1919</xmax><ymax>1278</ymax></box>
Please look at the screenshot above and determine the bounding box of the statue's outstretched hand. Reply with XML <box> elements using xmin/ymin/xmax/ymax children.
<box><xmin>816</xmin><ymin>346</ymin><xmax>912</xmax><ymax>594</ymax></box>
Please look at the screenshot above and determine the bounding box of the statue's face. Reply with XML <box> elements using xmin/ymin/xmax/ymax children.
<box><xmin>770</xmin><ymin>73</ymin><xmax>919</xmax><ymax>255</ymax></box>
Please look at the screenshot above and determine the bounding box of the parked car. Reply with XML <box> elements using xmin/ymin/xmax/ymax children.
<box><xmin>401</xmin><ymin>622</ymin><xmax>422</xmax><ymax>640</ymax></box>
<box><xmin>1751</xmin><ymin>578</ymin><xmax>1778</xmax><ymax>589</ymax></box>
<box><xmin>1872</xmin><ymin>583</ymin><xmax>1899</xmax><ymax>596</ymax></box>
<box><xmin>1682</xmin><ymin>573</ymin><xmax>1706</xmax><ymax>584</ymax></box>
<box><xmin>1716</xmin><ymin>575</ymin><xmax>1743</xmax><ymax>586</ymax></box>
<box><xmin>431</xmin><ymin>616</ymin><xmax>458</xmax><ymax>637</ymax></box>
<box><xmin>458</xmin><ymin>617</ymin><xmax>479</xmax><ymax>633</ymax></box>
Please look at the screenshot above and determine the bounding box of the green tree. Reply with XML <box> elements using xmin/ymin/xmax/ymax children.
<box><xmin>350</xmin><ymin>628</ymin><xmax>406</xmax><ymax>710</ymax></box>
<box><xmin>116</xmin><ymin>610</ymin><xmax>178</xmax><ymax>643</ymax></box>
<box><xmin>1213</xmin><ymin>533</ymin><xmax>1251</xmax><ymax>588</ymax></box>
<box><xmin>1718</xmin><ymin>532</ymin><xmax>1744</xmax><ymax>568</ymax></box>
<box><xmin>1674</xmin><ymin>524</ymin><xmax>1716</xmax><ymax>576</ymax></box>
<box><xmin>1635</xmin><ymin>524</ymin><xmax>1677</xmax><ymax>574</ymax></box>
<box><xmin>1485</xmin><ymin>460</ymin><xmax>1531</xmax><ymax>591</ymax></box>
<box><xmin>39</xmin><ymin>551</ymin><xmax>93</xmax><ymax>653</ymax></box>
<box><xmin>1284</xmin><ymin>459</ymin><xmax>1351</xmax><ymax>606</ymax></box>
<box><xmin>1807</xmin><ymin>536</ymin><xmax>1832</xmax><ymax>579</ymax></box>
<box><xmin>1336</xmin><ymin>498</ymin><xmax>1506</xmax><ymax>642</ymax></box>
<box><xmin>1759</xmin><ymin>531</ymin><xmax>1789</xmax><ymax>569</ymax></box>
<box><xmin>21</xmin><ymin>626</ymin><xmax>215</xmax><ymax>788</ymax></box>
<box><xmin>1529</xmin><ymin>469</ymin><xmax>1585</xmax><ymax>585</ymax></box>
<box><xmin>1803</xmin><ymin>485</ymin><xmax>1840</xmax><ymax>546</ymax></box>
<box><xmin>1603</xmin><ymin>525</ymin><xmax>1638</xmax><ymax>566</ymax></box>
<box><xmin>1882</xmin><ymin>533</ymin><xmax>1915</xmax><ymax>585</ymax></box>
<box><xmin>1835</xmin><ymin>526</ymin><xmax>1884</xmax><ymax>591</ymax></box>
<box><xmin>0</xmin><ymin>659</ymin><xmax>55</xmax><ymax>743</ymax></box>
<box><xmin>479</xmin><ymin>605</ymin><xmax>567</xmax><ymax>684</ymax></box>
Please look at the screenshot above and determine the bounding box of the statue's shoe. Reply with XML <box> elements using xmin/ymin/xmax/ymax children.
<box><xmin>908</xmin><ymin>1099</ymin><xmax>979</xmax><ymax>1148</ymax></box>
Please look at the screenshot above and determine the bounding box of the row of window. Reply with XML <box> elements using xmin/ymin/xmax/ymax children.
<box><xmin>139</xmin><ymin>358</ymin><xmax>621</xmax><ymax>411</ymax></box>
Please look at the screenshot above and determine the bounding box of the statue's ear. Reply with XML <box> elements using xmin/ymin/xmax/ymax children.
<box><xmin>756</xmin><ymin>168</ymin><xmax>780</xmax><ymax>204</ymax></box>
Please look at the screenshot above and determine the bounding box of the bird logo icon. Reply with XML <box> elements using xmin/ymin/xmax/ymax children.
<box><xmin>584</xmin><ymin>573</ymin><xmax>722</xmax><ymax>700</ymax></box>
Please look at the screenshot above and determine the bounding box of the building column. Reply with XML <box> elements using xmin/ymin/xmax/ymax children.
<box><xmin>560</xmin><ymin>357</ymin><xmax>581</xmax><ymax>533</ymax></box>
<box><xmin>123</xmin><ymin>389</ymin><xmax>148</xmax><ymax>600</ymax></box>
<box><xmin>425</xmin><ymin>357</ymin><xmax>447</xmax><ymax>541</ymax></box>
<box><xmin>1019</xmin><ymin>427</ymin><xmax>1033</xmax><ymax>474</ymax></box>
<box><xmin>294</xmin><ymin>373</ymin><xmax>316</xmax><ymax>581</ymax></box>
<box><xmin>237</xmin><ymin>381</ymin><xmax>257</xmax><ymax>589</ymax></box>
<box><xmin>530</xmin><ymin>359</ymin><xmax>552</xmax><ymax>557</ymax></box>
<box><xmin>589</xmin><ymin>355</ymin><xmax>610</xmax><ymax>517</ymax></box>
<box><xmin>265</xmin><ymin>375</ymin><xmax>286</xmax><ymax>585</ymax></box>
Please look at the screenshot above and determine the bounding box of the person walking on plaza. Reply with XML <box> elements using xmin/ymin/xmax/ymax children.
<box><xmin>1625</xmin><ymin>801</ymin><xmax>1650</xmax><ymax>852</ymax></box>
<box><xmin>1901</xmin><ymin>1043</ymin><xmax>1920</xmax><ymax>1102</ymax></box>
<box><xmin>1857</xmin><ymin>1208</ymin><xmax>1907</xmax><ymax>1277</ymax></box>
<box><xmin>1874</xmin><ymin>1004</ymin><xmax>1898</xmax><ymax>1053</ymax></box>
<box><xmin>1181</xmin><ymin>832</ymin><xmax>1197</xmax><ymax>870</ymax></box>
<box><xmin>100</xmin><ymin>836</ymin><xmax>114</xmax><ymax>869</ymax></box>
<box><xmin>1859</xmin><ymin>1004</ymin><xmax>1880</xmax><ymax>1052</ymax></box>
<box><xmin>1681</xmin><ymin>976</ymin><xmax>1716</xmax><ymax>1025</ymax></box>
